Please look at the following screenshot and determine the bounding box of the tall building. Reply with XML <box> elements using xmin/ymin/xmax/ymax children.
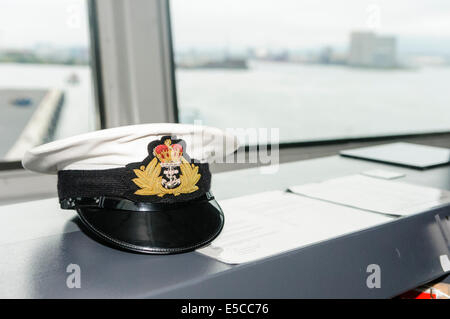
<box><xmin>348</xmin><ymin>31</ymin><xmax>397</xmax><ymax>68</ymax></box>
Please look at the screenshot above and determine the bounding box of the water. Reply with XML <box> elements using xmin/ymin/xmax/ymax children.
<box><xmin>176</xmin><ymin>60</ymin><xmax>450</xmax><ymax>143</ymax></box>
<box><xmin>0</xmin><ymin>61</ymin><xmax>449</xmax><ymax>160</ymax></box>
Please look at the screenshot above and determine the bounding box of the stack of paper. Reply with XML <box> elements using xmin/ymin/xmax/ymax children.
<box><xmin>289</xmin><ymin>175</ymin><xmax>450</xmax><ymax>216</ymax></box>
<box><xmin>198</xmin><ymin>191</ymin><xmax>392</xmax><ymax>264</ymax></box>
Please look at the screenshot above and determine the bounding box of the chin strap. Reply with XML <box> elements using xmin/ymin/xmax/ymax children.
<box><xmin>60</xmin><ymin>192</ymin><xmax>214</xmax><ymax>212</ymax></box>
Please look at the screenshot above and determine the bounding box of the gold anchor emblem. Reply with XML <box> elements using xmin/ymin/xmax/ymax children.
<box><xmin>132</xmin><ymin>139</ymin><xmax>201</xmax><ymax>197</ymax></box>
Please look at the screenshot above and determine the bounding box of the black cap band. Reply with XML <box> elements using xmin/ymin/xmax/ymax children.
<box><xmin>57</xmin><ymin>162</ymin><xmax>211</xmax><ymax>205</ymax></box>
<box><xmin>60</xmin><ymin>192</ymin><xmax>215</xmax><ymax>212</ymax></box>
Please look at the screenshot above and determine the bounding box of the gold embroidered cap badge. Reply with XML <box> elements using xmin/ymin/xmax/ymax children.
<box><xmin>131</xmin><ymin>138</ymin><xmax>201</xmax><ymax>197</ymax></box>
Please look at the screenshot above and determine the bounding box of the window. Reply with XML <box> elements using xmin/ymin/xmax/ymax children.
<box><xmin>170</xmin><ymin>0</ymin><xmax>450</xmax><ymax>143</ymax></box>
<box><xmin>0</xmin><ymin>0</ymin><xmax>99</xmax><ymax>163</ymax></box>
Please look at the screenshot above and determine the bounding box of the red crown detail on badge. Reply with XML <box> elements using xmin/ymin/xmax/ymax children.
<box><xmin>154</xmin><ymin>139</ymin><xmax>183</xmax><ymax>164</ymax></box>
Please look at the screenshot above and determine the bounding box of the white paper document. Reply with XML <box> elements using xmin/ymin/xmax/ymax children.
<box><xmin>289</xmin><ymin>175</ymin><xmax>450</xmax><ymax>216</ymax></box>
<box><xmin>197</xmin><ymin>191</ymin><xmax>392</xmax><ymax>264</ymax></box>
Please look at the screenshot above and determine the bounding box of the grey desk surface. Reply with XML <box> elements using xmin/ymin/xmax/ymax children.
<box><xmin>0</xmin><ymin>155</ymin><xmax>449</xmax><ymax>298</ymax></box>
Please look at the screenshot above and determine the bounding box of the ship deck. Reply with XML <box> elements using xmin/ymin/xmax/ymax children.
<box><xmin>0</xmin><ymin>89</ymin><xmax>48</xmax><ymax>158</ymax></box>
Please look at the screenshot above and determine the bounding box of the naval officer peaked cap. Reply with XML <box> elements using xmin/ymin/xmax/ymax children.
<box><xmin>22</xmin><ymin>123</ymin><xmax>239</xmax><ymax>254</ymax></box>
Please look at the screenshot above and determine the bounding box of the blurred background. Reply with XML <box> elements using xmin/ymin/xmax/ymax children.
<box><xmin>1</xmin><ymin>0</ymin><xmax>450</xmax><ymax>162</ymax></box>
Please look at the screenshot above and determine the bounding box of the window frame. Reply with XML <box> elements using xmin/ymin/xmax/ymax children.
<box><xmin>0</xmin><ymin>0</ymin><xmax>178</xmax><ymax>172</ymax></box>
<box><xmin>93</xmin><ymin>0</ymin><xmax>178</xmax><ymax>128</ymax></box>
<box><xmin>0</xmin><ymin>0</ymin><xmax>179</xmax><ymax>203</ymax></box>
<box><xmin>0</xmin><ymin>0</ymin><xmax>106</xmax><ymax>171</ymax></box>
<box><xmin>0</xmin><ymin>0</ymin><xmax>449</xmax><ymax>204</ymax></box>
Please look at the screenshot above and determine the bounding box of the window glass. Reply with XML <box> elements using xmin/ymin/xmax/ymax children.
<box><xmin>0</xmin><ymin>0</ymin><xmax>98</xmax><ymax>162</ymax></box>
<box><xmin>171</xmin><ymin>0</ymin><xmax>450</xmax><ymax>143</ymax></box>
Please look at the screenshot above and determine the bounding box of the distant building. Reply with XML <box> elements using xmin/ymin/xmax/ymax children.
<box><xmin>348</xmin><ymin>32</ymin><xmax>397</xmax><ymax>68</ymax></box>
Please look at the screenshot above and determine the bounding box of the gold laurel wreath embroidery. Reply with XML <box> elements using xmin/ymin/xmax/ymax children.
<box><xmin>132</xmin><ymin>157</ymin><xmax>201</xmax><ymax>197</ymax></box>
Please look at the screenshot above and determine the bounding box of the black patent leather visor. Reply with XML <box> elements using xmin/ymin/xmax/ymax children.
<box><xmin>76</xmin><ymin>198</ymin><xmax>224</xmax><ymax>254</ymax></box>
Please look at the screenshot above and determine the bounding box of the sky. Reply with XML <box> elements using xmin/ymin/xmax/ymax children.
<box><xmin>1</xmin><ymin>0</ymin><xmax>450</xmax><ymax>53</ymax></box>
<box><xmin>170</xmin><ymin>0</ymin><xmax>450</xmax><ymax>52</ymax></box>
<box><xmin>0</xmin><ymin>0</ymin><xmax>90</xmax><ymax>49</ymax></box>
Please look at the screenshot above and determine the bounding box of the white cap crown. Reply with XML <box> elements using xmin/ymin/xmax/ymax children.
<box><xmin>22</xmin><ymin>123</ymin><xmax>239</xmax><ymax>174</ymax></box>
